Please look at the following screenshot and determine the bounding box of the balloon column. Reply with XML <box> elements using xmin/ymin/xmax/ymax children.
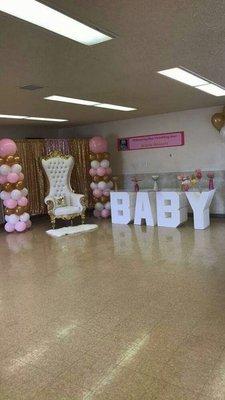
<box><xmin>211</xmin><ymin>106</ymin><xmax>225</xmax><ymax>139</ymax></box>
<box><xmin>0</xmin><ymin>138</ymin><xmax>31</xmax><ymax>233</ymax></box>
<box><xmin>89</xmin><ymin>136</ymin><xmax>113</xmax><ymax>218</ymax></box>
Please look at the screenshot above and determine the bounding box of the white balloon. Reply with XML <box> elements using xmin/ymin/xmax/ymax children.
<box><xmin>91</xmin><ymin>160</ymin><xmax>100</xmax><ymax>169</ymax></box>
<box><xmin>95</xmin><ymin>202</ymin><xmax>104</xmax><ymax>211</ymax></box>
<box><xmin>100</xmin><ymin>159</ymin><xmax>110</xmax><ymax>168</ymax></box>
<box><xmin>4</xmin><ymin>215</ymin><xmax>9</xmax><ymax>222</ymax></box>
<box><xmin>11</xmin><ymin>189</ymin><xmax>22</xmax><ymax>200</ymax></box>
<box><xmin>98</xmin><ymin>181</ymin><xmax>107</xmax><ymax>191</ymax></box>
<box><xmin>11</xmin><ymin>164</ymin><xmax>22</xmax><ymax>174</ymax></box>
<box><xmin>105</xmin><ymin>201</ymin><xmax>111</xmax><ymax>210</ymax></box>
<box><xmin>107</xmin><ymin>181</ymin><xmax>114</xmax><ymax>189</ymax></box>
<box><xmin>0</xmin><ymin>164</ymin><xmax>11</xmax><ymax>176</ymax></box>
<box><xmin>19</xmin><ymin>212</ymin><xmax>30</xmax><ymax>223</ymax></box>
<box><xmin>220</xmin><ymin>126</ymin><xmax>225</xmax><ymax>141</ymax></box>
<box><xmin>8</xmin><ymin>214</ymin><xmax>19</xmax><ymax>224</ymax></box>
<box><xmin>22</xmin><ymin>187</ymin><xmax>28</xmax><ymax>197</ymax></box>
<box><xmin>0</xmin><ymin>190</ymin><xmax>10</xmax><ymax>201</ymax></box>
<box><xmin>90</xmin><ymin>182</ymin><xmax>98</xmax><ymax>190</ymax></box>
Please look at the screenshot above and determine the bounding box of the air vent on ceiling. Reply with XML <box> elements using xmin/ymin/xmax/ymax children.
<box><xmin>20</xmin><ymin>84</ymin><xmax>44</xmax><ymax>91</ymax></box>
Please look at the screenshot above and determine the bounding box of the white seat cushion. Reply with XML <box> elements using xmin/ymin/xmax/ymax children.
<box><xmin>55</xmin><ymin>206</ymin><xmax>80</xmax><ymax>216</ymax></box>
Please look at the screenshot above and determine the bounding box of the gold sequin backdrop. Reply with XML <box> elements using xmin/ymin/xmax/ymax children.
<box><xmin>13</xmin><ymin>138</ymin><xmax>91</xmax><ymax>216</ymax></box>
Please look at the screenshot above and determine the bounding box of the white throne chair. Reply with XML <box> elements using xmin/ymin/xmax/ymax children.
<box><xmin>42</xmin><ymin>150</ymin><xmax>87</xmax><ymax>228</ymax></box>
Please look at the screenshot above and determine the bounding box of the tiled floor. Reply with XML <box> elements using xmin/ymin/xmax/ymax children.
<box><xmin>1</xmin><ymin>216</ymin><xmax>225</xmax><ymax>399</ymax></box>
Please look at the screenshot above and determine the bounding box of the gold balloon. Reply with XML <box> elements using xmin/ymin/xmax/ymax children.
<box><xmin>0</xmin><ymin>157</ymin><xmax>4</xmax><ymax>165</ymax></box>
<box><xmin>211</xmin><ymin>113</ymin><xmax>225</xmax><ymax>131</ymax></box>
<box><xmin>93</xmin><ymin>176</ymin><xmax>100</xmax><ymax>183</ymax></box>
<box><xmin>100</xmin><ymin>195</ymin><xmax>108</xmax><ymax>204</ymax></box>
<box><xmin>96</xmin><ymin>153</ymin><xmax>103</xmax><ymax>161</ymax></box>
<box><xmin>3</xmin><ymin>182</ymin><xmax>13</xmax><ymax>192</ymax></box>
<box><xmin>15</xmin><ymin>206</ymin><xmax>24</xmax><ymax>215</ymax></box>
<box><xmin>103</xmin><ymin>175</ymin><xmax>110</xmax><ymax>182</ymax></box>
<box><xmin>5</xmin><ymin>155</ymin><xmax>15</xmax><ymax>165</ymax></box>
<box><xmin>14</xmin><ymin>155</ymin><xmax>21</xmax><ymax>163</ymax></box>
<box><xmin>103</xmin><ymin>152</ymin><xmax>110</xmax><ymax>160</ymax></box>
<box><xmin>5</xmin><ymin>207</ymin><xmax>16</xmax><ymax>216</ymax></box>
<box><xmin>89</xmin><ymin>153</ymin><xmax>96</xmax><ymax>161</ymax></box>
<box><xmin>15</xmin><ymin>180</ymin><xmax>24</xmax><ymax>190</ymax></box>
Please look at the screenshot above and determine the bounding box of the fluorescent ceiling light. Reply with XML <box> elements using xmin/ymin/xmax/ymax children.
<box><xmin>0</xmin><ymin>0</ymin><xmax>113</xmax><ymax>46</ymax></box>
<box><xmin>94</xmin><ymin>103</ymin><xmax>137</xmax><ymax>111</ymax></box>
<box><xmin>0</xmin><ymin>114</ymin><xmax>26</xmax><ymax>119</ymax></box>
<box><xmin>45</xmin><ymin>95</ymin><xmax>98</xmax><ymax>106</ymax></box>
<box><xmin>45</xmin><ymin>95</ymin><xmax>137</xmax><ymax>111</ymax></box>
<box><xmin>158</xmin><ymin>67</ymin><xmax>208</xmax><ymax>87</ymax></box>
<box><xmin>196</xmin><ymin>84</ymin><xmax>225</xmax><ymax>97</ymax></box>
<box><xmin>0</xmin><ymin>114</ymin><xmax>68</xmax><ymax>122</ymax></box>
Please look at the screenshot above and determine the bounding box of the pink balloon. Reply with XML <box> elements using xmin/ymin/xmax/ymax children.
<box><xmin>19</xmin><ymin>172</ymin><xmax>24</xmax><ymax>181</ymax></box>
<box><xmin>4</xmin><ymin>222</ymin><xmax>15</xmax><ymax>233</ymax></box>
<box><xmin>103</xmin><ymin>189</ymin><xmax>110</xmax><ymax>197</ymax></box>
<box><xmin>18</xmin><ymin>196</ymin><xmax>28</xmax><ymax>207</ymax></box>
<box><xmin>4</xmin><ymin>198</ymin><xmax>17</xmax><ymax>209</ymax></box>
<box><xmin>93</xmin><ymin>189</ymin><xmax>102</xmax><ymax>198</ymax></box>
<box><xmin>89</xmin><ymin>168</ymin><xmax>97</xmax><ymax>177</ymax></box>
<box><xmin>0</xmin><ymin>138</ymin><xmax>17</xmax><ymax>157</ymax></box>
<box><xmin>15</xmin><ymin>221</ymin><xmax>26</xmax><ymax>232</ymax></box>
<box><xmin>0</xmin><ymin>175</ymin><xmax>7</xmax><ymax>184</ymax></box>
<box><xmin>7</xmin><ymin>172</ymin><xmax>19</xmax><ymax>183</ymax></box>
<box><xmin>89</xmin><ymin>136</ymin><xmax>108</xmax><ymax>154</ymax></box>
<box><xmin>93</xmin><ymin>209</ymin><xmax>101</xmax><ymax>218</ymax></box>
<box><xmin>26</xmin><ymin>220</ymin><xmax>32</xmax><ymax>229</ymax></box>
<box><xmin>96</xmin><ymin>167</ymin><xmax>106</xmax><ymax>177</ymax></box>
<box><xmin>106</xmin><ymin>167</ymin><xmax>112</xmax><ymax>175</ymax></box>
<box><xmin>101</xmin><ymin>209</ymin><xmax>110</xmax><ymax>218</ymax></box>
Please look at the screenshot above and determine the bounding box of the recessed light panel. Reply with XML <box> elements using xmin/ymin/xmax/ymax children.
<box><xmin>158</xmin><ymin>67</ymin><xmax>225</xmax><ymax>97</ymax></box>
<box><xmin>158</xmin><ymin>67</ymin><xmax>208</xmax><ymax>87</ymax></box>
<box><xmin>94</xmin><ymin>103</ymin><xmax>137</xmax><ymax>111</ymax></box>
<box><xmin>0</xmin><ymin>0</ymin><xmax>113</xmax><ymax>45</ymax></box>
<box><xmin>45</xmin><ymin>95</ymin><xmax>98</xmax><ymax>106</ymax></box>
<box><xmin>196</xmin><ymin>84</ymin><xmax>225</xmax><ymax>97</ymax></box>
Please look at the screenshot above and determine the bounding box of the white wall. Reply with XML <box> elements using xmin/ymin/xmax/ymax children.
<box><xmin>61</xmin><ymin>106</ymin><xmax>225</xmax><ymax>175</ymax></box>
<box><xmin>0</xmin><ymin>125</ymin><xmax>60</xmax><ymax>139</ymax></box>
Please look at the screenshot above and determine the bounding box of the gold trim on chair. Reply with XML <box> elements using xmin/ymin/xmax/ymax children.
<box><xmin>42</xmin><ymin>150</ymin><xmax>71</xmax><ymax>160</ymax></box>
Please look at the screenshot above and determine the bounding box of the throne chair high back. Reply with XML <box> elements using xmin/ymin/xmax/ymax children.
<box><xmin>42</xmin><ymin>150</ymin><xmax>86</xmax><ymax>228</ymax></box>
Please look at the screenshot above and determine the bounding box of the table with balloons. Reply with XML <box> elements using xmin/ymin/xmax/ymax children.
<box><xmin>89</xmin><ymin>136</ymin><xmax>113</xmax><ymax>218</ymax></box>
<box><xmin>0</xmin><ymin>138</ymin><xmax>31</xmax><ymax>233</ymax></box>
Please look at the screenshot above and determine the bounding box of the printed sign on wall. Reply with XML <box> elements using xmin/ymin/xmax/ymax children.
<box><xmin>117</xmin><ymin>131</ymin><xmax>184</xmax><ymax>151</ymax></box>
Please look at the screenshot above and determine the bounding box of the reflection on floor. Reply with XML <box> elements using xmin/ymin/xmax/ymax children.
<box><xmin>1</xmin><ymin>216</ymin><xmax>225</xmax><ymax>399</ymax></box>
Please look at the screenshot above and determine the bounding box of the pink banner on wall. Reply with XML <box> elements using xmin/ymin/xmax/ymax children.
<box><xmin>117</xmin><ymin>131</ymin><xmax>184</xmax><ymax>151</ymax></box>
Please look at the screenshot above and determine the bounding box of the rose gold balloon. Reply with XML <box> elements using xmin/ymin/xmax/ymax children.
<box><xmin>103</xmin><ymin>175</ymin><xmax>110</xmax><ymax>182</ymax></box>
<box><xmin>5</xmin><ymin>155</ymin><xmax>15</xmax><ymax>165</ymax></box>
<box><xmin>3</xmin><ymin>182</ymin><xmax>13</xmax><ymax>192</ymax></box>
<box><xmin>211</xmin><ymin>113</ymin><xmax>225</xmax><ymax>131</ymax></box>
<box><xmin>15</xmin><ymin>180</ymin><xmax>24</xmax><ymax>190</ymax></box>
<box><xmin>0</xmin><ymin>157</ymin><xmax>4</xmax><ymax>166</ymax></box>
